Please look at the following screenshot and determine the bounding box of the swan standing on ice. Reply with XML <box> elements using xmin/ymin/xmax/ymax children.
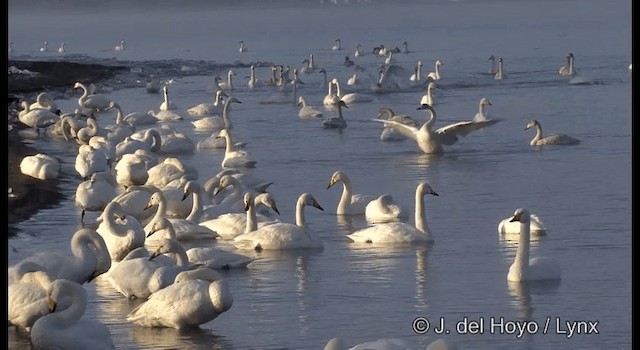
<box><xmin>20</xmin><ymin>153</ymin><xmax>60</xmax><ymax>180</ymax></box>
<box><xmin>233</xmin><ymin>193</ymin><xmax>325</xmax><ymax>250</ymax></box>
<box><xmin>559</xmin><ymin>52</ymin><xmax>574</xmax><ymax>76</ymax></box>
<box><xmin>17</xmin><ymin>101</ymin><xmax>59</xmax><ymax>134</ymax></box>
<box><xmin>159</xmin><ymin>85</ymin><xmax>177</xmax><ymax>111</ymax></box>
<box><xmin>498</xmin><ymin>212</ymin><xmax>546</xmax><ymax>236</ymax></box>
<box><xmin>327</xmin><ymin>170</ymin><xmax>375</xmax><ymax>215</ymax></box>
<box><xmin>297</xmin><ymin>96</ymin><xmax>324</xmax><ymax>119</ymax></box>
<box><xmin>30</xmin><ymin>279</ymin><xmax>115</xmax><ymax>350</ymax></box>
<box><xmin>494</xmin><ymin>57</ymin><xmax>504</xmax><ymax>80</ymax></box>
<box><xmin>347</xmin><ymin>182</ymin><xmax>438</xmax><ymax>244</ymax></box>
<box><xmin>525</xmin><ymin>119</ymin><xmax>581</xmax><ymax>146</ymax></box>
<box><xmin>321</xmin><ymin>100</ymin><xmax>348</xmax><ymax>129</ymax></box>
<box><xmin>373</xmin><ymin>103</ymin><xmax>499</xmax><ymax>154</ymax></box>
<box><xmin>332</xmin><ymin>38</ymin><xmax>342</xmax><ymax>50</ymax></box>
<box><xmin>506</xmin><ymin>208</ymin><xmax>561</xmax><ymax>282</ymax></box>
<box><xmin>238</xmin><ymin>40</ymin><xmax>248</xmax><ymax>52</ymax></box>
<box><xmin>127</xmin><ymin>267</ymin><xmax>233</xmax><ymax>328</ymax></box>
<box><xmin>376</xmin><ymin>107</ymin><xmax>420</xmax><ymax>141</ymax></box>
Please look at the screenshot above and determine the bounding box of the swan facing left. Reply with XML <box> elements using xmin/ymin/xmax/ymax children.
<box><xmin>525</xmin><ymin>119</ymin><xmax>581</xmax><ymax>146</ymax></box>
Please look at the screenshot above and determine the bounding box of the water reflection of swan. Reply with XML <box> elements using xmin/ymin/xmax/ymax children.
<box><xmin>346</xmin><ymin>182</ymin><xmax>438</xmax><ymax>244</ymax></box>
<box><xmin>129</xmin><ymin>322</ymin><xmax>232</xmax><ymax>349</ymax></box>
<box><xmin>525</xmin><ymin>119</ymin><xmax>581</xmax><ymax>146</ymax></box>
<box><xmin>506</xmin><ymin>208</ymin><xmax>562</xmax><ymax>282</ymax></box>
<box><xmin>30</xmin><ymin>279</ymin><xmax>115</xmax><ymax>349</ymax></box>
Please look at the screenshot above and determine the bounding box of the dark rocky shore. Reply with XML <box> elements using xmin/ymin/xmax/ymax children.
<box><xmin>8</xmin><ymin>60</ymin><xmax>127</xmax><ymax>236</ymax></box>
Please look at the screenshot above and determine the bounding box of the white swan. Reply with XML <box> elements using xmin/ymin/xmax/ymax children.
<box><xmin>126</xmin><ymin>267</ymin><xmax>232</xmax><ymax>329</ymax></box>
<box><xmin>322</xmin><ymin>79</ymin><xmax>340</xmax><ymax>106</ymax></box>
<box><xmin>111</xmin><ymin>185</ymin><xmax>159</xmax><ymax>223</ymax></box>
<box><xmin>559</xmin><ymin>52</ymin><xmax>574</xmax><ymax>76</ymax></box>
<box><xmin>114</xmin><ymin>40</ymin><xmax>125</xmax><ymax>51</ymax></box>
<box><xmin>347</xmin><ymin>182</ymin><xmax>438</xmax><ymax>244</ymax></box>
<box><xmin>16</xmin><ymin>228</ymin><xmax>112</xmax><ymax>284</ymax></box>
<box><xmin>8</xmin><ymin>268</ymin><xmax>56</xmax><ymax>329</ymax></box>
<box><xmin>427</xmin><ymin>60</ymin><xmax>443</xmax><ymax>80</ymax></box>
<box><xmin>29</xmin><ymin>92</ymin><xmax>59</xmax><ymax>112</ymax></box>
<box><xmin>57</xmin><ymin>42</ymin><xmax>65</xmax><ymax>53</ymax></box>
<box><xmin>108</xmin><ymin>234</ymin><xmax>191</xmax><ymax>299</ymax></box>
<box><xmin>327</xmin><ymin>170</ymin><xmax>375</xmax><ymax>215</ymax></box>
<box><xmin>75</xmin><ymin>144</ymin><xmax>108</xmax><ymax>179</ymax></box>
<box><xmin>373</xmin><ymin>103</ymin><xmax>499</xmax><ymax>154</ymax></box>
<box><xmin>18</xmin><ymin>101</ymin><xmax>58</xmax><ymax>133</ymax></box>
<box><xmin>114</xmin><ymin>151</ymin><xmax>151</xmax><ymax>188</ymax></box>
<box><xmin>159</xmin><ymin>85</ymin><xmax>177</xmax><ymax>110</ymax></box>
<box><xmin>494</xmin><ymin>57</ymin><xmax>504</xmax><ymax>80</ymax></box>
<box><xmin>73</xmin><ymin>82</ymin><xmax>112</xmax><ymax>112</ymax></box>
<box><xmin>332</xmin><ymin>38</ymin><xmax>342</xmax><ymax>50</ymax></box>
<box><xmin>332</xmin><ymin>78</ymin><xmax>373</xmax><ymax>105</ymax></box>
<box><xmin>506</xmin><ymin>208</ymin><xmax>562</xmax><ymax>282</ymax></box>
<box><xmin>297</xmin><ymin>96</ymin><xmax>324</xmax><ymax>119</ymax></box>
<box><xmin>354</xmin><ymin>43</ymin><xmax>364</xmax><ymax>57</ymax></box>
<box><xmin>157</xmin><ymin>129</ymin><xmax>195</xmax><ymax>155</ymax></box>
<box><xmin>419</xmin><ymin>81</ymin><xmax>437</xmax><ymax>106</ymax></box>
<box><xmin>247</xmin><ymin>64</ymin><xmax>262</xmax><ymax>88</ymax></box>
<box><xmin>525</xmin><ymin>119</ymin><xmax>581</xmax><ymax>146</ymax></box>
<box><xmin>322</xmin><ymin>100</ymin><xmax>349</xmax><ymax>129</ymax></box>
<box><xmin>108</xmin><ymin>101</ymin><xmax>157</xmax><ymax>126</ymax></box>
<box><xmin>488</xmin><ymin>54</ymin><xmax>498</xmax><ymax>75</ymax></box>
<box><xmin>200</xmin><ymin>174</ymin><xmax>269</xmax><ymax>219</ymax></box>
<box><xmin>30</xmin><ymin>279</ymin><xmax>115</xmax><ymax>350</ymax></box>
<box><xmin>190</xmin><ymin>93</ymin><xmax>237</xmax><ymax>130</ymax></box>
<box><xmin>20</xmin><ymin>153</ymin><xmax>60</xmax><ymax>180</ymax></box>
<box><xmin>218</xmin><ymin>69</ymin><xmax>236</xmax><ymax>91</ymax></box>
<box><xmin>409</xmin><ymin>60</ymin><xmax>424</xmax><ymax>85</ymax></box>
<box><xmin>96</xmin><ymin>201</ymin><xmax>146</xmax><ymax>262</ymax></box>
<box><xmin>233</xmin><ymin>193</ymin><xmax>324</xmax><ymax>250</ymax></box>
<box><xmin>498</xmin><ymin>212</ymin><xmax>547</xmax><ymax>236</ymax></box>
<box><xmin>39</xmin><ymin>40</ymin><xmax>48</xmax><ymax>52</ymax></box>
<box><xmin>75</xmin><ymin>171</ymin><xmax>118</xmax><ymax>223</ymax></box>
<box><xmin>347</xmin><ymin>73</ymin><xmax>359</xmax><ymax>86</ymax></box>
<box><xmin>376</xmin><ymin>107</ymin><xmax>420</xmax><ymax>141</ymax></box>
<box><xmin>115</xmin><ymin>128</ymin><xmax>162</xmax><ymax>159</ymax></box>
<box><xmin>364</xmin><ymin>194</ymin><xmax>407</xmax><ymax>223</ymax></box>
<box><xmin>238</xmin><ymin>40</ymin><xmax>248</xmax><ymax>53</ymax></box>
<box><xmin>146</xmin><ymin>156</ymin><xmax>193</xmax><ymax>189</ymax></box>
<box><xmin>217</xmin><ymin>128</ymin><xmax>256</xmax><ymax>168</ymax></box>
<box><xmin>145</xmin><ymin>75</ymin><xmax>161</xmax><ymax>94</ymax></box>
<box><xmin>199</xmin><ymin>192</ymin><xmax>280</xmax><ymax>240</ymax></box>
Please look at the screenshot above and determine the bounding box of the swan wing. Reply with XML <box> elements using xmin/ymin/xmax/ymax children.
<box><xmin>435</xmin><ymin>119</ymin><xmax>499</xmax><ymax>146</ymax></box>
<box><xmin>371</xmin><ymin>119</ymin><xmax>419</xmax><ymax>141</ymax></box>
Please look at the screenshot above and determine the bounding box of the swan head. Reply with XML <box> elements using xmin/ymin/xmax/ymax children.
<box><xmin>417</xmin><ymin>182</ymin><xmax>439</xmax><ymax>196</ymax></box>
<box><xmin>243</xmin><ymin>192</ymin><xmax>255</xmax><ymax>212</ymax></box>
<box><xmin>106</xmin><ymin>101</ymin><xmax>119</xmax><ymax>111</ymax></box>
<box><xmin>327</xmin><ymin>170</ymin><xmax>347</xmax><ymax>189</ymax></box>
<box><xmin>72</xmin><ymin>82</ymin><xmax>84</xmax><ymax>90</ymax></box>
<box><xmin>417</xmin><ymin>103</ymin><xmax>435</xmax><ymax>112</ymax></box>
<box><xmin>144</xmin><ymin>191</ymin><xmax>164</xmax><ymax>211</ymax></box>
<box><xmin>524</xmin><ymin>119</ymin><xmax>539</xmax><ymax>130</ymax></box>
<box><xmin>181</xmin><ymin>180</ymin><xmax>200</xmax><ymax>201</ymax></box>
<box><xmin>216</xmin><ymin>128</ymin><xmax>230</xmax><ymax>139</ymax></box>
<box><xmin>509</xmin><ymin>208</ymin><xmax>531</xmax><ymax>224</ymax></box>
<box><xmin>255</xmin><ymin>192</ymin><xmax>280</xmax><ymax>215</ymax></box>
<box><xmin>488</xmin><ymin>54</ymin><xmax>496</xmax><ymax>60</ymax></box>
<box><xmin>150</xmin><ymin>238</ymin><xmax>180</xmax><ymax>261</ymax></box>
<box><xmin>300</xmin><ymin>193</ymin><xmax>324</xmax><ymax>211</ymax></box>
<box><xmin>337</xmin><ymin>100</ymin><xmax>348</xmax><ymax>109</ymax></box>
<box><xmin>435</xmin><ymin>60</ymin><xmax>443</xmax><ymax>66</ymax></box>
<box><xmin>480</xmin><ymin>97</ymin><xmax>492</xmax><ymax>106</ymax></box>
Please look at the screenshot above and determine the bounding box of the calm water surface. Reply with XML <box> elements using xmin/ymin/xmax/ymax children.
<box><xmin>8</xmin><ymin>0</ymin><xmax>631</xmax><ymax>349</ymax></box>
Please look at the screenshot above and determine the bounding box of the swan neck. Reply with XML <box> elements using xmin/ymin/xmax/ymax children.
<box><xmin>150</xmin><ymin>195</ymin><xmax>167</xmax><ymax>230</ymax></box>
<box><xmin>186</xmin><ymin>190</ymin><xmax>202</xmax><ymax>222</ymax></box>
<box><xmin>49</xmin><ymin>282</ymin><xmax>87</xmax><ymax>327</ymax></box>
<box><xmin>223</xmin><ymin>131</ymin><xmax>234</xmax><ymax>153</ymax></box>
<box><xmin>104</xmin><ymin>204</ymin><xmax>127</xmax><ymax>237</ymax></box>
<box><xmin>514</xmin><ymin>221</ymin><xmax>531</xmax><ymax>275</ymax></box>
<box><xmin>245</xmin><ymin>200</ymin><xmax>258</xmax><ymax>233</ymax></box>
<box><xmin>172</xmin><ymin>243</ymin><xmax>189</xmax><ymax>267</ymax></box>
<box><xmin>147</xmin><ymin>129</ymin><xmax>162</xmax><ymax>152</ymax></box>
<box><xmin>337</xmin><ymin>178</ymin><xmax>352</xmax><ymax>214</ymax></box>
<box><xmin>222</xmin><ymin>101</ymin><xmax>232</xmax><ymax>127</ymax></box>
<box><xmin>295</xmin><ymin>197</ymin><xmax>306</xmax><ymax>227</ymax></box>
<box><xmin>531</xmin><ymin>123</ymin><xmax>543</xmax><ymax>145</ymax></box>
<box><xmin>415</xmin><ymin>190</ymin><xmax>429</xmax><ymax>235</ymax></box>
<box><xmin>569</xmin><ymin>56</ymin><xmax>574</xmax><ymax>74</ymax></box>
<box><xmin>334</xmin><ymin>81</ymin><xmax>343</xmax><ymax>97</ymax></box>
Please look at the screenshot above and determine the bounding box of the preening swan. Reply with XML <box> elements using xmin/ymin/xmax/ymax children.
<box><xmin>297</xmin><ymin>96</ymin><xmax>324</xmax><ymax>119</ymax></box>
<box><xmin>322</xmin><ymin>100</ymin><xmax>349</xmax><ymax>129</ymax></box>
<box><xmin>114</xmin><ymin>151</ymin><xmax>152</xmax><ymax>188</ymax></box>
<box><xmin>238</xmin><ymin>40</ymin><xmax>248</xmax><ymax>53</ymax></box>
<box><xmin>559</xmin><ymin>52</ymin><xmax>574</xmax><ymax>76</ymax></box>
<box><xmin>494</xmin><ymin>57</ymin><xmax>504</xmax><ymax>80</ymax></box>
<box><xmin>217</xmin><ymin>128</ymin><xmax>256</xmax><ymax>168</ymax></box>
<box><xmin>364</xmin><ymin>194</ymin><xmax>407</xmax><ymax>223</ymax></box>
<box><xmin>327</xmin><ymin>170</ymin><xmax>375</xmax><ymax>215</ymax></box>
<box><xmin>332</xmin><ymin>38</ymin><xmax>342</xmax><ymax>50</ymax></box>
<box><xmin>498</xmin><ymin>212</ymin><xmax>547</xmax><ymax>236</ymax></box>
<box><xmin>20</xmin><ymin>153</ymin><xmax>60</xmax><ymax>180</ymax></box>
<box><xmin>73</xmin><ymin>82</ymin><xmax>112</xmax><ymax>112</ymax></box>
<box><xmin>75</xmin><ymin>144</ymin><xmax>108</xmax><ymax>179</ymax></box>
<box><xmin>373</xmin><ymin>103</ymin><xmax>499</xmax><ymax>154</ymax></box>
<box><xmin>159</xmin><ymin>85</ymin><xmax>177</xmax><ymax>110</ymax></box>
<box><xmin>97</xmin><ymin>201</ymin><xmax>146</xmax><ymax>262</ymax></box>
<box><xmin>126</xmin><ymin>267</ymin><xmax>233</xmax><ymax>329</ymax></box>
<box><xmin>506</xmin><ymin>208</ymin><xmax>561</xmax><ymax>282</ymax></box>
<box><xmin>30</xmin><ymin>279</ymin><xmax>115</xmax><ymax>350</ymax></box>
<box><xmin>347</xmin><ymin>182</ymin><xmax>438</xmax><ymax>244</ymax></box>
<box><xmin>525</xmin><ymin>119</ymin><xmax>581</xmax><ymax>146</ymax></box>
<box><xmin>29</xmin><ymin>92</ymin><xmax>59</xmax><ymax>112</ymax></box>
<box><xmin>8</xmin><ymin>268</ymin><xmax>56</xmax><ymax>329</ymax></box>
<box><xmin>115</xmin><ymin>128</ymin><xmax>162</xmax><ymax>159</ymax></box>
<box><xmin>233</xmin><ymin>193</ymin><xmax>324</xmax><ymax>250</ymax></box>
<box><xmin>376</xmin><ymin>107</ymin><xmax>420</xmax><ymax>141</ymax></box>
<box><xmin>16</xmin><ymin>228</ymin><xmax>112</xmax><ymax>284</ymax></box>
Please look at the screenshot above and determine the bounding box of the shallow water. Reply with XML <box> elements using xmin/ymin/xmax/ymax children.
<box><xmin>8</xmin><ymin>0</ymin><xmax>631</xmax><ymax>349</ymax></box>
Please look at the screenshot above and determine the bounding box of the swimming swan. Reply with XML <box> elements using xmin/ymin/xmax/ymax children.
<box><xmin>332</xmin><ymin>38</ymin><xmax>342</xmax><ymax>50</ymax></box>
<box><xmin>159</xmin><ymin>85</ymin><xmax>177</xmax><ymax>111</ymax></box>
<box><xmin>347</xmin><ymin>182</ymin><xmax>438</xmax><ymax>244</ymax></box>
<box><xmin>559</xmin><ymin>52</ymin><xmax>574</xmax><ymax>76</ymax></box>
<box><xmin>233</xmin><ymin>193</ymin><xmax>324</xmax><ymax>250</ymax></box>
<box><xmin>322</xmin><ymin>100</ymin><xmax>349</xmax><ymax>129</ymax></box>
<box><xmin>126</xmin><ymin>267</ymin><xmax>232</xmax><ymax>329</ymax></box>
<box><xmin>30</xmin><ymin>279</ymin><xmax>115</xmax><ymax>350</ymax></box>
<box><xmin>238</xmin><ymin>40</ymin><xmax>248</xmax><ymax>53</ymax></box>
<box><xmin>20</xmin><ymin>153</ymin><xmax>60</xmax><ymax>180</ymax></box>
<box><xmin>190</xmin><ymin>94</ymin><xmax>238</xmax><ymax>130</ymax></box>
<box><xmin>419</xmin><ymin>81</ymin><xmax>438</xmax><ymax>106</ymax></box>
<box><xmin>525</xmin><ymin>119</ymin><xmax>581</xmax><ymax>146</ymax></box>
<box><xmin>494</xmin><ymin>57</ymin><xmax>504</xmax><ymax>80</ymax></box>
<box><xmin>297</xmin><ymin>96</ymin><xmax>324</xmax><ymax>119</ymax></box>
<box><xmin>39</xmin><ymin>40</ymin><xmax>48</xmax><ymax>52</ymax></box>
<box><xmin>427</xmin><ymin>60</ymin><xmax>443</xmax><ymax>81</ymax></box>
<box><xmin>327</xmin><ymin>170</ymin><xmax>375</xmax><ymax>215</ymax></box>
<box><xmin>217</xmin><ymin>128</ymin><xmax>256</xmax><ymax>168</ymax></box>
<box><xmin>506</xmin><ymin>208</ymin><xmax>561</xmax><ymax>282</ymax></box>
<box><xmin>498</xmin><ymin>212</ymin><xmax>546</xmax><ymax>236</ymax></box>
<box><xmin>373</xmin><ymin>103</ymin><xmax>499</xmax><ymax>154</ymax></box>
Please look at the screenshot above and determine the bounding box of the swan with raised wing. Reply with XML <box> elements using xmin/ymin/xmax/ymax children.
<box><xmin>233</xmin><ymin>193</ymin><xmax>324</xmax><ymax>250</ymax></box>
<box><xmin>373</xmin><ymin>103</ymin><xmax>499</xmax><ymax>154</ymax></box>
<box><xmin>376</xmin><ymin>107</ymin><xmax>420</xmax><ymax>141</ymax></box>
<box><xmin>347</xmin><ymin>182</ymin><xmax>438</xmax><ymax>244</ymax></box>
<box><xmin>525</xmin><ymin>119</ymin><xmax>581</xmax><ymax>146</ymax></box>
<box><xmin>506</xmin><ymin>208</ymin><xmax>561</xmax><ymax>281</ymax></box>
<box><xmin>30</xmin><ymin>279</ymin><xmax>115</xmax><ymax>350</ymax></box>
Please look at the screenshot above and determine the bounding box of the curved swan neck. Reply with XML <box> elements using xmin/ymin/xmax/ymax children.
<box><xmin>295</xmin><ymin>196</ymin><xmax>306</xmax><ymax>227</ymax></box>
<box><xmin>145</xmin><ymin>129</ymin><xmax>162</xmax><ymax>152</ymax></box>
<box><xmin>531</xmin><ymin>122</ymin><xmax>543</xmax><ymax>145</ymax></box>
<box><xmin>186</xmin><ymin>190</ymin><xmax>202</xmax><ymax>222</ymax></box>
<box><xmin>424</xmin><ymin>106</ymin><xmax>436</xmax><ymax>128</ymax></box>
<box><xmin>299</xmin><ymin>96</ymin><xmax>309</xmax><ymax>107</ymax></box>
<box><xmin>337</xmin><ymin>176</ymin><xmax>352</xmax><ymax>214</ymax></box>
<box><xmin>104</xmin><ymin>203</ymin><xmax>127</xmax><ymax>237</ymax></box>
<box><xmin>48</xmin><ymin>281</ymin><xmax>87</xmax><ymax>327</ymax></box>
<box><xmin>334</xmin><ymin>81</ymin><xmax>343</xmax><ymax>97</ymax></box>
<box><xmin>111</xmin><ymin>103</ymin><xmax>124</xmax><ymax>124</ymax></box>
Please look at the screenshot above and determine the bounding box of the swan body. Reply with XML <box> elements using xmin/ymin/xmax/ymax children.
<box><xmin>145</xmin><ymin>75</ymin><xmax>161</xmax><ymax>94</ymax></box>
<box><xmin>323</xmin><ymin>80</ymin><xmax>341</xmax><ymax>106</ymax></box>
<box><xmin>494</xmin><ymin>57</ymin><xmax>504</xmax><ymax>80</ymax></box>
<box><xmin>75</xmin><ymin>144</ymin><xmax>108</xmax><ymax>179</ymax></box>
<box><xmin>419</xmin><ymin>82</ymin><xmax>437</xmax><ymax>106</ymax></box>
<box><xmin>20</xmin><ymin>153</ymin><xmax>60</xmax><ymax>180</ymax></box>
<box><xmin>347</xmin><ymin>73</ymin><xmax>359</xmax><ymax>86</ymax></box>
<box><xmin>126</xmin><ymin>267</ymin><xmax>233</xmax><ymax>329</ymax></box>
<box><xmin>73</xmin><ymin>82</ymin><xmax>112</xmax><ymax>112</ymax></box>
<box><xmin>75</xmin><ymin>172</ymin><xmax>118</xmax><ymax>222</ymax></box>
<box><xmin>332</xmin><ymin>38</ymin><xmax>342</xmax><ymax>50</ymax></box>
<box><xmin>188</xmin><ymin>90</ymin><xmax>227</xmax><ymax>117</ymax></box>
<box><xmin>233</xmin><ymin>193</ymin><xmax>324</xmax><ymax>250</ymax></box>
<box><xmin>218</xmin><ymin>69</ymin><xmax>237</xmax><ymax>91</ymax></box>
<box><xmin>327</xmin><ymin>170</ymin><xmax>375</xmax><ymax>215</ymax></box>
<box><xmin>114</xmin><ymin>151</ymin><xmax>151</xmax><ymax>188</ymax></box>
<box><xmin>525</xmin><ymin>119</ymin><xmax>581</xmax><ymax>146</ymax></box>
<box><xmin>409</xmin><ymin>60</ymin><xmax>423</xmax><ymax>84</ymax></box>
<box><xmin>57</xmin><ymin>42</ymin><xmax>65</xmax><ymax>53</ymax></box>
<box><xmin>18</xmin><ymin>101</ymin><xmax>58</xmax><ymax>131</ymax></box>
<box><xmin>427</xmin><ymin>60</ymin><xmax>443</xmax><ymax>80</ymax></box>
<box><xmin>559</xmin><ymin>52</ymin><xmax>574</xmax><ymax>76</ymax></box>
<box><xmin>30</xmin><ymin>279</ymin><xmax>115</xmax><ymax>350</ymax></box>
<box><xmin>39</xmin><ymin>40</ymin><xmax>48</xmax><ymax>52</ymax></box>
<box><xmin>376</xmin><ymin>107</ymin><xmax>420</xmax><ymax>141</ymax></box>
<box><xmin>373</xmin><ymin>103</ymin><xmax>498</xmax><ymax>154</ymax></box>
<box><xmin>217</xmin><ymin>128</ymin><xmax>256</xmax><ymax>168</ymax></box>
<box><xmin>158</xmin><ymin>130</ymin><xmax>195</xmax><ymax>155</ymax></box>
<box><xmin>238</xmin><ymin>40</ymin><xmax>248</xmax><ymax>53</ymax></box>
<box><xmin>114</xmin><ymin>40</ymin><xmax>125</xmax><ymax>51</ymax></box>
<box><xmin>347</xmin><ymin>182</ymin><xmax>438</xmax><ymax>244</ymax></box>
<box><xmin>297</xmin><ymin>96</ymin><xmax>324</xmax><ymax>119</ymax></box>
<box><xmin>507</xmin><ymin>208</ymin><xmax>562</xmax><ymax>282</ymax></box>
<box><xmin>97</xmin><ymin>201</ymin><xmax>146</xmax><ymax>262</ymax></box>
<box><xmin>159</xmin><ymin>85</ymin><xmax>177</xmax><ymax>111</ymax></box>
<box><xmin>498</xmin><ymin>213</ymin><xmax>547</xmax><ymax>236</ymax></box>
<box><xmin>364</xmin><ymin>194</ymin><xmax>407</xmax><ymax>223</ymax></box>
<box><xmin>8</xmin><ymin>269</ymin><xmax>55</xmax><ymax>329</ymax></box>
<box><xmin>16</xmin><ymin>228</ymin><xmax>112</xmax><ymax>284</ymax></box>
<box><xmin>115</xmin><ymin>128</ymin><xmax>162</xmax><ymax>159</ymax></box>
<box><xmin>322</xmin><ymin>100</ymin><xmax>348</xmax><ymax>129</ymax></box>
<box><xmin>146</xmin><ymin>157</ymin><xmax>193</xmax><ymax>189</ymax></box>
<box><xmin>111</xmin><ymin>185</ymin><xmax>159</xmax><ymax>223</ymax></box>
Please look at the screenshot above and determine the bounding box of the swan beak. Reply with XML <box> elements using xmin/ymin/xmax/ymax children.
<box><xmin>313</xmin><ymin>200</ymin><xmax>324</xmax><ymax>211</ymax></box>
<box><xmin>327</xmin><ymin>180</ymin><xmax>335</xmax><ymax>189</ymax></box>
<box><xmin>213</xmin><ymin>186</ymin><xmax>223</xmax><ymax>196</ymax></box>
<box><xmin>297</xmin><ymin>101</ymin><xmax>302</xmax><ymax>107</ymax></box>
<box><xmin>47</xmin><ymin>296</ymin><xmax>57</xmax><ymax>313</ymax></box>
<box><xmin>149</xmin><ymin>251</ymin><xmax>160</xmax><ymax>261</ymax></box>
<box><xmin>146</xmin><ymin>228</ymin><xmax>157</xmax><ymax>238</ymax></box>
<box><xmin>244</xmin><ymin>201</ymin><xmax>251</xmax><ymax>212</ymax></box>
<box><xmin>86</xmin><ymin>270</ymin><xmax>102</xmax><ymax>283</ymax></box>
<box><xmin>181</xmin><ymin>191</ymin><xmax>190</xmax><ymax>201</ymax></box>
<box><xmin>271</xmin><ymin>203</ymin><xmax>280</xmax><ymax>215</ymax></box>
<box><xmin>431</xmin><ymin>191</ymin><xmax>439</xmax><ymax>196</ymax></box>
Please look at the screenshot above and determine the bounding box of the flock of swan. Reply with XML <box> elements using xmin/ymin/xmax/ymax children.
<box><xmin>8</xmin><ymin>38</ymin><xmax>600</xmax><ymax>349</ymax></box>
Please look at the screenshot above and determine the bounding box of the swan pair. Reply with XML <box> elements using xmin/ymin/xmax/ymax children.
<box><xmin>525</xmin><ymin>119</ymin><xmax>581</xmax><ymax>146</ymax></box>
<box><xmin>346</xmin><ymin>182</ymin><xmax>438</xmax><ymax>244</ymax></box>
